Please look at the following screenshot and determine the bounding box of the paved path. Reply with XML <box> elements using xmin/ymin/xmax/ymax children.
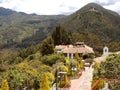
<box><xmin>69</xmin><ymin>67</ymin><xmax>93</xmax><ymax>90</ymax></box>
<box><xmin>93</xmin><ymin>55</ymin><xmax>107</xmax><ymax>63</ymax></box>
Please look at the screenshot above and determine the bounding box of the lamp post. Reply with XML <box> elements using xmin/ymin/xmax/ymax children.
<box><xmin>59</xmin><ymin>71</ymin><xmax>67</xmax><ymax>89</ymax></box>
<box><xmin>56</xmin><ymin>68</ymin><xmax>67</xmax><ymax>90</ymax></box>
<box><xmin>71</xmin><ymin>67</ymin><xmax>77</xmax><ymax>78</ymax></box>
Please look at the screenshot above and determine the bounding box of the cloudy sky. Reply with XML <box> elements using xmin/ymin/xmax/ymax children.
<box><xmin>0</xmin><ymin>0</ymin><xmax>120</xmax><ymax>15</ymax></box>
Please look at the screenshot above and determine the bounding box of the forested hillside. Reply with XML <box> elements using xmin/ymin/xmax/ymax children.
<box><xmin>0</xmin><ymin>7</ymin><xmax>65</xmax><ymax>48</ymax></box>
<box><xmin>61</xmin><ymin>3</ymin><xmax>120</xmax><ymax>52</ymax></box>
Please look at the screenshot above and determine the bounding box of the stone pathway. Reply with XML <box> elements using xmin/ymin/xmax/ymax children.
<box><xmin>69</xmin><ymin>67</ymin><xmax>93</xmax><ymax>90</ymax></box>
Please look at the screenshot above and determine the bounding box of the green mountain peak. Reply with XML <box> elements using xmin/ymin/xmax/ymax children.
<box><xmin>61</xmin><ymin>3</ymin><xmax>120</xmax><ymax>51</ymax></box>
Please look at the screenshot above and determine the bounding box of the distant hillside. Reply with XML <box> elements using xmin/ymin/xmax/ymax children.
<box><xmin>1</xmin><ymin>3</ymin><xmax>120</xmax><ymax>52</ymax></box>
<box><xmin>0</xmin><ymin>7</ymin><xmax>16</xmax><ymax>16</ymax></box>
<box><xmin>0</xmin><ymin>7</ymin><xmax>65</xmax><ymax>48</ymax></box>
<box><xmin>61</xmin><ymin>3</ymin><xmax>120</xmax><ymax>52</ymax></box>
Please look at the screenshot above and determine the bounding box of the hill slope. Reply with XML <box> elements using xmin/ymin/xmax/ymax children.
<box><xmin>0</xmin><ymin>7</ymin><xmax>65</xmax><ymax>48</ymax></box>
<box><xmin>61</xmin><ymin>3</ymin><xmax>120</xmax><ymax>51</ymax></box>
<box><xmin>62</xmin><ymin>3</ymin><xmax>120</xmax><ymax>42</ymax></box>
<box><xmin>1</xmin><ymin>3</ymin><xmax>120</xmax><ymax>52</ymax></box>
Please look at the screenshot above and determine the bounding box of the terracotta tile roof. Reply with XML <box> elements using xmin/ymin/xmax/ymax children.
<box><xmin>55</xmin><ymin>42</ymin><xmax>94</xmax><ymax>54</ymax></box>
<box><xmin>62</xmin><ymin>45</ymin><xmax>94</xmax><ymax>54</ymax></box>
<box><xmin>55</xmin><ymin>45</ymin><xmax>68</xmax><ymax>50</ymax></box>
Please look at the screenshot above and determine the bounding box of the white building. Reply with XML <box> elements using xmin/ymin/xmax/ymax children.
<box><xmin>55</xmin><ymin>42</ymin><xmax>94</xmax><ymax>59</ymax></box>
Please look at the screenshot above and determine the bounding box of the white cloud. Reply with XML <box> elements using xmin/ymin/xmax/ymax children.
<box><xmin>0</xmin><ymin>0</ymin><xmax>23</xmax><ymax>9</ymax></box>
<box><xmin>0</xmin><ymin>0</ymin><xmax>120</xmax><ymax>15</ymax></box>
<box><xmin>104</xmin><ymin>1</ymin><xmax>120</xmax><ymax>13</ymax></box>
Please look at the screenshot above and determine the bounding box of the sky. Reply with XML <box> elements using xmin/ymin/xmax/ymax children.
<box><xmin>0</xmin><ymin>0</ymin><xmax>120</xmax><ymax>15</ymax></box>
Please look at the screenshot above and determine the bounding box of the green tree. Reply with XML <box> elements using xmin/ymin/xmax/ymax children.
<box><xmin>41</xmin><ymin>53</ymin><xmax>65</xmax><ymax>66</ymax></box>
<box><xmin>93</xmin><ymin>62</ymin><xmax>99</xmax><ymax>70</ymax></box>
<box><xmin>18</xmin><ymin>45</ymin><xmax>37</xmax><ymax>59</ymax></box>
<box><xmin>51</xmin><ymin>25</ymin><xmax>72</xmax><ymax>45</ymax></box>
<box><xmin>93</xmin><ymin>54</ymin><xmax>120</xmax><ymax>89</ymax></box>
<box><xmin>75</xmin><ymin>53</ymin><xmax>80</xmax><ymax>61</ymax></box>
<box><xmin>1</xmin><ymin>79</ymin><xmax>9</xmax><ymax>90</ymax></box>
<box><xmin>40</xmin><ymin>73</ymin><xmax>50</xmax><ymax>90</ymax></box>
<box><xmin>78</xmin><ymin>60</ymin><xmax>84</xmax><ymax>70</ymax></box>
<box><xmin>40</xmin><ymin>37</ymin><xmax>54</xmax><ymax>56</ymax></box>
<box><xmin>0</xmin><ymin>49</ymin><xmax>18</xmax><ymax>64</ymax></box>
<box><xmin>97</xmin><ymin>54</ymin><xmax>120</xmax><ymax>79</ymax></box>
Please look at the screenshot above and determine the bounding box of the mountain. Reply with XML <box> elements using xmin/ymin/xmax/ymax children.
<box><xmin>61</xmin><ymin>3</ymin><xmax>120</xmax><ymax>52</ymax></box>
<box><xmin>0</xmin><ymin>7</ymin><xmax>65</xmax><ymax>48</ymax></box>
<box><xmin>1</xmin><ymin>3</ymin><xmax>120</xmax><ymax>52</ymax></box>
<box><xmin>0</xmin><ymin>7</ymin><xmax>16</xmax><ymax>16</ymax></box>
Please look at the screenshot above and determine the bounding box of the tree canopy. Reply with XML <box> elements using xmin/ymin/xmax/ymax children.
<box><xmin>40</xmin><ymin>37</ymin><xmax>54</xmax><ymax>56</ymax></box>
<box><xmin>1</xmin><ymin>79</ymin><xmax>9</xmax><ymax>90</ymax></box>
<box><xmin>51</xmin><ymin>25</ymin><xmax>72</xmax><ymax>45</ymax></box>
<box><xmin>93</xmin><ymin>54</ymin><xmax>120</xmax><ymax>89</ymax></box>
<box><xmin>40</xmin><ymin>73</ymin><xmax>50</xmax><ymax>90</ymax></box>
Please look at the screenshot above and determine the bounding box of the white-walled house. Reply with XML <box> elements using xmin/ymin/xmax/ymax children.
<box><xmin>55</xmin><ymin>42</ymin><xmax>94</xmax><ymax>59</ymax></box>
